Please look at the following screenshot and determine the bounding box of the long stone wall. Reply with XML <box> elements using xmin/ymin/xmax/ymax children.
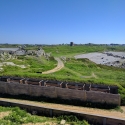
<box><xmin>0</xmin><ymin>99</ymin><xmax>124</xmax><ymax>125</ymax></box>
<box><xmin>0</xmin><ymin>81</ymin><xmax>121</xmax><ymax>105</ymax></box>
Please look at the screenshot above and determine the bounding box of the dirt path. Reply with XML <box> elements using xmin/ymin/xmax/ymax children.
<box><xmin>42</xmin><ymin>57</ymin><xmax>64</xmax><ymax>74</ymax></box>
<box><xmin>65</xmin><ymin>67</ymin><xmax>97</xmax><ymax>79</ymax></box>
<box><xmin>81</xmin><ymin>72</ymin><xmax>97</xmax><ymax>78</ymax></box>
<box><xmin>0</xmin><ymin>98</ymin><xmax>125</xmax><ymax>120</ymax></box>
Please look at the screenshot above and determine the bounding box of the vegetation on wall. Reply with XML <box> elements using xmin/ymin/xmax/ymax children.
<box><xmin>0</xmin><ymin>106</ymin><xmax>89</xmax><ymax>125</ymax></box>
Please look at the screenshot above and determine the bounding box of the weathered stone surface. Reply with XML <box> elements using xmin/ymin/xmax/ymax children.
<box><xmin>0</xmin><ymin>81</ymin><xmax>121</xmax><ymax>105</ymax></box>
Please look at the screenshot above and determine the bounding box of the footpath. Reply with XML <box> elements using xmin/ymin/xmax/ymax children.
<box><xmin>42</xmin><ymin>57</ymin><xmax>64</xmax><ymax>74</ymax></box>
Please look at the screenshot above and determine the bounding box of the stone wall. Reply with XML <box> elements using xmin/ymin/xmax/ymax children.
<box><xmin>0</xmin><ymin>81</ymin><xmax>121</xmax><ymax>105</ymax></box>
<box><xmin>0</xmin><ymin>99</ymin><xmax>124</xmax><ymax>125</ymax></box>
<box><xmin>86</xmin><ymin>91</ymin><xmax>121</xmax><ymax>105</ymax></box>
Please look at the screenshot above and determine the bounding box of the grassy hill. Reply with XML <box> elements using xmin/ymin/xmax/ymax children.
<box><xmin>0</xmin><ymin>44</ymin><xmax>125</xmax><ymax>105</ymax></box>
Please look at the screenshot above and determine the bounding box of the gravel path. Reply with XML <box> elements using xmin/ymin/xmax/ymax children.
<box><xmin>0</xmin><ymin>98</ymin><xmax>125</xmax><ymax>120</ymax></box>
<box><xmin>42</xmin><ymin>57</ymin><xmax>64</xmax><ymax>74</ymax></box>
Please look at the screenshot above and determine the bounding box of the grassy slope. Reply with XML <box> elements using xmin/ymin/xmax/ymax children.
<box><xmin>43</xmin><ymin>45</ymin><xmax>125</xmax><ymax>105</ymax></box>
<box><xmin>0</xmin><ymin>45</ymin><xmax>125</xmax><ymax>104</ymax></box>
<box><xmin>1</xmin><ymin>56</ymin><xmax>57</xmax><ymax>75</ymax></box>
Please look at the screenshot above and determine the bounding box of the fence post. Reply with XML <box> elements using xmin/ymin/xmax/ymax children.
<box><xmin>50</xmin><ymin>109</ymin><xmax>53</xmax><ymax>117</ymax></box>
<box><xmin>103</xmin><ymin>117</ymin><xmax>106</xmax><ymax>125</ymax></box>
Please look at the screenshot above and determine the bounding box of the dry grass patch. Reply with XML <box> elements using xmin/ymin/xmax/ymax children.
<box><xmin>121</xmin><ymin>106</ymin><xmax>125</xmax><ymax>113</ymax></box>
<box><xmin>0</xmin><ymin>111</ymin><xmax>11</xmax><ymax>119</ymax></box>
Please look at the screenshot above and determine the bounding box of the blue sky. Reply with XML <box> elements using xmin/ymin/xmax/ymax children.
<box><xmin>0</xmin><ymin>0</ymin><xmax>125</xmax><ymax>44</ymax></box>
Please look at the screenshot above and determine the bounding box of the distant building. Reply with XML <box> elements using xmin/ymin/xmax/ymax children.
<box><xmin>70</xmin><ymin>42</ymin><xmax>74</xmax><ymax>46</ymax></box>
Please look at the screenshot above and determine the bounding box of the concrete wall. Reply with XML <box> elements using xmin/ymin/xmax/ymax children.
<box><xmin>0</xmin><ymin>81</ymin><xmax>121</xmax><ymax>105</ymax></box>
<box><xmin>86</xmin><ymin>91</ymin><xmax>121</xmax><ymax>105</ymax></box>
<box><xmin>0</xmin><ymin>100</ymin><xmax>124</xmax><ymax>125</ymax></box>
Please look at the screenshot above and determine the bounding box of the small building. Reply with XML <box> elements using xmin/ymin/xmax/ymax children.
<box><xmin>70</xmin><ymin>42</ymin><xmax>74</xmax><ymax>46</ymax></box>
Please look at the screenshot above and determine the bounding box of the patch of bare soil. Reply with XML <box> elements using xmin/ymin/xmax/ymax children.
<box><xmin>42</xmin><ymin>57</ymin><xmax>64</xmax><ymax>74</ymax></box>
<box><xmin>121</xmin><ymin>106</ymin><xmax>125</xmax><ymax>113</ymax></box>
<box><xmin>0</xmin><ymin>111</ymin><xmax>11</xmax><ymax>119</ymax></box>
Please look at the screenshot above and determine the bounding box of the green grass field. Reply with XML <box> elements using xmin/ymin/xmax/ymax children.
<box><xmin>1</xmin><ymin>55</ymin><xmax>56</xmax><ymax>74</ymax></box>
<box><xmin>43</xmin><ymin>44</ymin><xmax>125</xmax><ymax>57</ymax></box>
<box><xmin>0</xmin><ymin>44</ymin><xmax>125</xmax><ymax>105</ymax></box>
